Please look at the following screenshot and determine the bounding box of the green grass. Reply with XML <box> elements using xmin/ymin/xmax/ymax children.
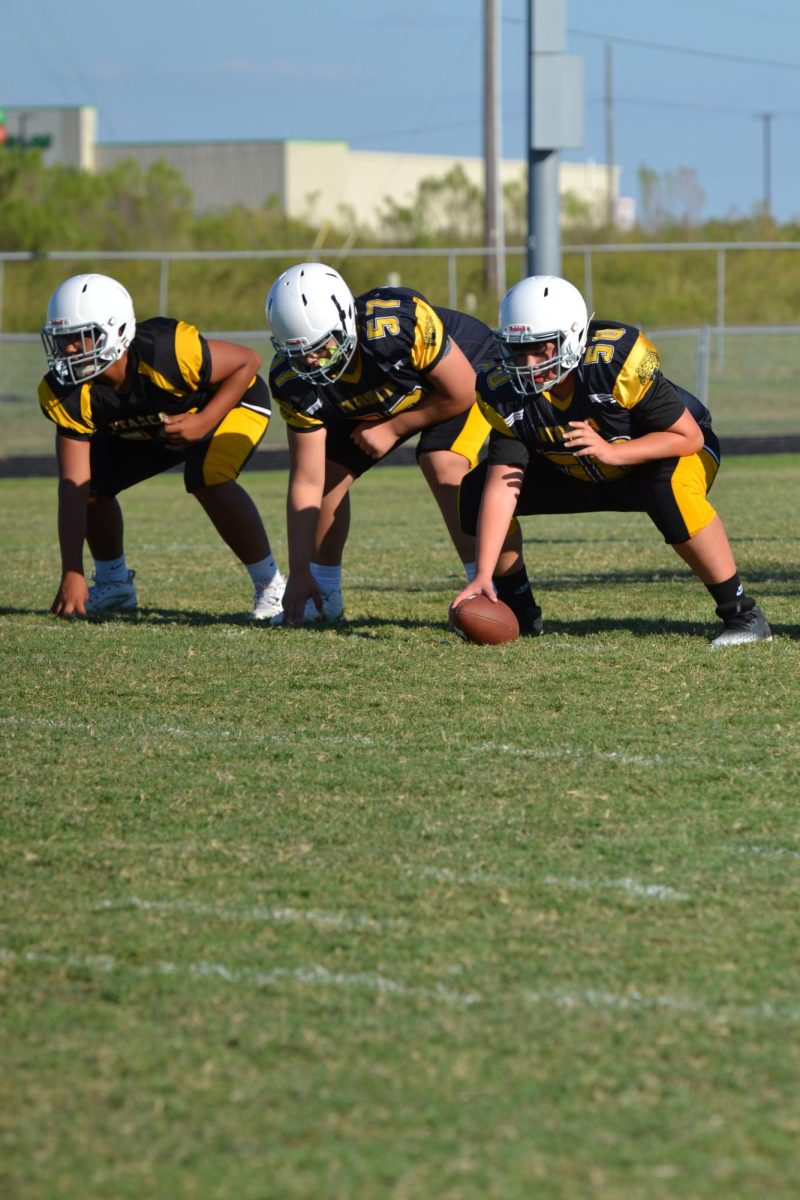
<box><xmin>1</xmin><ymin>460</ymin><xmax>799</xmax><ymax>1200</ymax></box>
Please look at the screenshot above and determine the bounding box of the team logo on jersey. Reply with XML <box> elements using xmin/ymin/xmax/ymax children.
<box><xmin>637</xmin><ymin>348</ymin><xmax>660</xmax><ymax>382</ymax></box>
<box><xmin>419</xmin><ymin>311</ymin><xmax>438</xmax><ymax>347</ymax></box>
<box><xmin>587</xmin><ymin>392</ymin><xmax>616</xmax><ymax>405</ymax></box>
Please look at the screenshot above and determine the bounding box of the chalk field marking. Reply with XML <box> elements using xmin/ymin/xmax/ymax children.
<box><xmin>0</xmin><ymin>714</ymin><xmax>750</xmax><ymax>774</ymax></box>
<box><xmin>414</xmin><ymin>865</ymin><xmax>690</xmax><ymax>901</ymax></box>
<box><xmin>3</xmin><ymin>947</ymin><xmax>798</xmax><ymax>1025</ymax></box>
<box><xmin>0</xmin><ymin>948</ymin><xmax>479</xmax><ymax>1009</ymax></box>
<box><xmin>98</xmin><ymin>895</ymin><xmax>400</xmax><ymax>932</ymax></box>
<box><xmin>732</xmin><ymin>844</ymin><xmax>800</xmax><ymax>862</ymax></box>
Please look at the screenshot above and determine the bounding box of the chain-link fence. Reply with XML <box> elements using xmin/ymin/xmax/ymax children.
<box><xmin>2</xmin><ymin>244</ymin><xmax>799</xmax><ymax>461</ymax></box>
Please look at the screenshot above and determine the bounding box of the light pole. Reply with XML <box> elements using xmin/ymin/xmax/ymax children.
<box><xmin>758</xmin><ymin>112</ymin><xmax>773</xmax><ymax>218</ymax></box>
<box><xmin>484</xmin><ymin>0</ymin><xmax>506</xmax><ymax>298</ymax></box>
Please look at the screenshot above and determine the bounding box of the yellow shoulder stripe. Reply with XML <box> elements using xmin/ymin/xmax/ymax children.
<box><xmin>613</xmin><ymin>332</ymin><xmax>660</xmax><ymax>411</ymax></box>
<box><xmin>277</xmin><ymin>400</ymin><xmax>324</xmax><ymax>430</ymax></box>
<box><xmin>411</xmin><ymin>297</ymin><xmax>445</xmax><ymax>371</ymax></box>
<box><xmin>174</xmin><ymin>321</ymin><xmax>205</xmax><ymax>389</ymax></box>
<box><xmin>478</xmin><ymin>394</ymin><xmax>516</xmax><ymax>438</ymax></box>
<box><xmin>37</xmin><ymin>379</ymin><xmax>95</xmax><ymax>435</ymax></box>
<box><xmin>139</xmin><ymin>321</ymin><xmax>203</xmax><ymax>394</ymax></box>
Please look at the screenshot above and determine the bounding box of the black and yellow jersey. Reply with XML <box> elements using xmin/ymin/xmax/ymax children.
<box><xmin>38</xmin><ymin>317</ymin><xmax>266</xmax><ymax>442</ymax></box>
<box><xmin>478</xmin><ymin>318</ymin><xmax>714</xmax><ymax>483</ymax></box>
<box><xmin>269</xmin><ymin>287</ymin><xmax>494</xmax><ymax>431</ymax></box>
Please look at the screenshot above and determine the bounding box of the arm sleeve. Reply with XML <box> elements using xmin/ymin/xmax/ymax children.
<box><xmin>631</xmin><ymin>372</ymin><xmax>688</xmax><ymax>433</ymax></box>
<box><xmin>486</xmin><ymin>428</ymin><xmax>530</xmax><ymax>467</ymax></box>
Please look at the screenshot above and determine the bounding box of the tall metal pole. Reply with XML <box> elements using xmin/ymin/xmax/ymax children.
<box><xmin>760</xmin><ymin>112</ymin><xmax>773</xmax><ymax>218</ymax></box>
<box><xmin>527</xmin><ymin>5</ymin><xmax>559</xmax><ymax>276</ymax></box>
<box><xmin>525</xmin><ymin>4</ymin><xmax>536</xmax><ymax>275</ymax></box>
<box><xmin>484</xmin><ymin>0</ymin><xmax>506</xmax><ymax>298</ymax></box>
<box><xmin>604</xmin><ymin>41</ymin><xmax>615</xmax><ymax>228</ymax></box>
<box><xmin>526</xmin><ymin>0</ymin><xmax>582</xmax><ymax>277</ymax></box>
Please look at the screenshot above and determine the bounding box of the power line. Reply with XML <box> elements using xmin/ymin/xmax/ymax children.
<box><xmin>501</xmin><ymin>17</ymin><xmax>800</xmax><ymax>72</ymax></box>
<box><xmin>346</xmin><ymin>93</ymin><xmax>800</xmax><ymax>150</ymax></box>
<box><xmin>569</xmin><ymin>28</ymin><xmax>800</xmax><ymax>72</ymax></box>
<box><xmin>586</xmin><ymin>94</ymin><xmax>800</xmax><ymax>120</ymax></box>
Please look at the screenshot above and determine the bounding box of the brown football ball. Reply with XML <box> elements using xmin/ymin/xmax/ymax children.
<box><xmin>450</xmin><ymin>593</ymin><xmax>520</xmax><ymax>645</ymax></box>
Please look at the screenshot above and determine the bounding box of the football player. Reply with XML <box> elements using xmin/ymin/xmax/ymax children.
<box><xmin>265</xmin><ymin>262</ymin><xmax>494</xmax><ymax>625</ymax></box>
<box><xmin>39</xmin><ymin>273</ymin><xmax>286</xmax><ymax>619</ymax></box>
<box><xmin>450</xmin><ymin>274</ymin><xmax>771</xmax><ymax>647</ymax></box>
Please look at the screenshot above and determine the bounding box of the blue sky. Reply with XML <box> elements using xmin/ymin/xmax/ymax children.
<box><xmin>5</xmin><ymin>0</ymin><xmax>800</xmax><ymax>224</ymax></box>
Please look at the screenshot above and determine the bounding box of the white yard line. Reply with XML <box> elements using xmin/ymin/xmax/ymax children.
<box><xmin>732</xmin><ymin>844</ymin><xmax>800</xmax><ymax>862</ymax></box>
<box><xmin>0</xmin><ymin>713</ymin><xmax>725</xmax><ymax>772</ymax></box>
<box><xmin>97</xmin><ymin>895</ymin><xmax>400</xmax><ymax>932</ymax></box>
<box><xmin>2</xmin><ymin>946</ymin><xmax>798</xmax><ymax>1024</ymax></box>
<box><xmin>414</xmin><ymin>865</ymin><xmax>690</xmax><ymax>901</ymax></box>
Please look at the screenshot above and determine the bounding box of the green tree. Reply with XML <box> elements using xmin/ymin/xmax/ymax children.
<box><xmin>376</xmin><ymin>164</ymin><xmax>483</xmax><ymax>244</ymax></box>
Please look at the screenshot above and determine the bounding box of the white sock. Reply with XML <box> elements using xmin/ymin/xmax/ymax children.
<box><xmin>93</xmin><ymin>555</ymin><xmax>129</xmax><ymax>583</ymax></box>
<box><xmin>463</xmin><ymin>560</ymin><xmax>477</xmax><ymax>583</ymax></box>
<box><xmin>246</xmin><ymin>553</ymin><xmax>281</xmax><ymax>587</ymax></box>
<box><xmin>310</xmin><ymin>562</ymin><xmax>342</xmax><ymax>593</ymax></box>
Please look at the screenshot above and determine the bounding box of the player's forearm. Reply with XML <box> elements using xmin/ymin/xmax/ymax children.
<box><xmin>198</xmin><ymin>367</ymin><xmax>255</xmax><ymax>427</ymax></box>
<box><xmin>392</xmin><ymin>388</ymin><xmax>475</xmax><ymax>436</ymax></box>
<box><xmin>286</xmin><ymin>481</ymin><xmax>323</xmax><ymax>571</ymax></box>
<box><xmin>618</xmin><ymin>427</ymin><xmax>703</xmax><ymax>464</ymax></box>
<box><xmin>56</xmin><ymin>483</ymin><xmax>90</xmax><ymax>574</ymax></box>
<box><xmin>475</xmin><ymin>477</ymin><xmax>520</xmax><ymax>577</ymax></box>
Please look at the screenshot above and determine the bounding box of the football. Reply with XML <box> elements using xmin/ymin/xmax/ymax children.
<box><xmin>450</xmin><ymin>593</ymin><xmax>520</xmax><ymax>645</ymax></box>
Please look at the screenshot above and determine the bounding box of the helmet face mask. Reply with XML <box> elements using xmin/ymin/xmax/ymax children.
<box><xmin>495</xmin><ymin>275</ymin><xmax>590</xmax><ymax>396</ymax></box>
<box><xmin>42</xmin><ymin>274</ymin><xmax>136</xmax><ymax>386</ymax></box>
<box><xmin>266</xmin><ymin>262</ymin><xmax>357</xmax><ymax>385</ymax></box>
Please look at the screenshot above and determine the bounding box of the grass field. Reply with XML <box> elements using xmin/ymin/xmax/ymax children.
<box><xmin>1</xmin><ymin>459</ymin><xmax>799</xmax><ymax>1200</ymax></box>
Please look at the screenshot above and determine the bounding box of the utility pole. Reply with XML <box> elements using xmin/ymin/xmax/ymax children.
<box><xmin>758</xmin><ymin>112</ymin><xmax>773</xmax><ymax>218</ymax></box>
<box><xmin>484</xmin><ymin>0</ymin><xmax>506</xmax><ymax>298</ymax></box>
<box><xmin>527</xmin><ymin>0</ymin><xmax>584</xmax><ymax>277</ymax></box>
<box><xmin>604</xmin><ymin>41</ymin><xmax>615</xmax><ymax>228</ymax></box>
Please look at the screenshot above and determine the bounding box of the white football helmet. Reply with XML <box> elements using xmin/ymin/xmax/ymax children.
<box><xmin>265</xmin><ymin>262</ymin><xmax>357</xmax><ymax>385</ymax></box>
<box><xmin>495</xmin><ymin>275</ymin><xmax>590</xmax><ymax>395</ymax></box>
<box><xmin>42</xmin><ymin>273</ymin><xmax>136</xmax><ymax>386</ymax></box>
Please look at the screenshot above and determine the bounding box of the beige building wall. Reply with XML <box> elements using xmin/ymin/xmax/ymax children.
<box><xmin>2</xmin><ymin>106</ymin><xmax>625</xmax><ymax>228</ymax></box>
<box><xmin>338</xmin><ymin>149</ymin><xmax>621</xmax><ymax>231</ymax></box>
<box><xmin>5</xmin><ymin>105</ymin><xmax>97</xmax><ymax>171</ymax></box>
<box><xmin>97</xmin><ymin>140</ymin><xmax>286</xmax><ymax>211</ymax></box>
<box><xmin>283</xmin><ymin>141</ymin><xmax>351</xmax><ymax>227</ymax></box>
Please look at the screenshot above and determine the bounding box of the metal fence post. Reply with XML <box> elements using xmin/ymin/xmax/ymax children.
<box><xmin>716</xmin><ymin>248</ymin><xmax>725</xmax><ymax>373</ymax></box>
<box><xmin>159</xmin><ymin>257</ymin><xmax>170</xmax><ymax>314</ymax></box>
<box><xmin>697</xmin><ymin>325</ymin><xmax>711</xmax><ymax>410</ymax></box>
<box><xmin>448</xmin><ymin>252</ymin><xmax>457</xmax><ymax>308</ymax></box>
<box><xmin>583</xmin><ymin>248</ymin><xmax>593</xmax><ymax>315</ymax></box>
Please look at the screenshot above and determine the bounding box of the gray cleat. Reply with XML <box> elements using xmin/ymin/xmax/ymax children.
<box><xmin>711</xmin><ymin>604</ymin><xmax>772</xmax><ymax>648</ymax></box>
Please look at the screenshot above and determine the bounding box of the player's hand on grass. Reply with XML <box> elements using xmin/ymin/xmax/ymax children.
<box><xmin>51</xmin><ymin>570</ymin><xmax>89</xmax><ymax>618</ymax></box>
<box><xmin>281</xmin><ymin>569</ymin><xmax>322</xmax><ymax>626</ymax></box>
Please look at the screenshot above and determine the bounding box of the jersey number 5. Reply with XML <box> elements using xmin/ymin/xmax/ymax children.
<box><xmin>365</xmin><ymin>298</ymin><xmax>401</xmax><ymax>339</ymax></box>
<box><xmin>584</xmin><ymin>326</ymin><xmax>625</xmax><ymax>365</ymax></box>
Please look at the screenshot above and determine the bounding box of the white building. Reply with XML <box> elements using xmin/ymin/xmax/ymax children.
<box><xmin>3</xmin><ymin>105</ymin><xmax>629</xmax><ymax>232</ymax></box>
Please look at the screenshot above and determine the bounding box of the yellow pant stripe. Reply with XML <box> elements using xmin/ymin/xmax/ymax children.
<box><xmin>202</xmin><ymin>406</ymin><xmax>269</xmax><ymax>487</ymax></box>
<box><xmin>669</xmin><ymin>448</ymin><xmax>719</xmax><ymax>540</ymax></box>
<box><xmin>450</xmin><ymin>403</ymin><xmax>492</xmax><ymax>468</ymax></box>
